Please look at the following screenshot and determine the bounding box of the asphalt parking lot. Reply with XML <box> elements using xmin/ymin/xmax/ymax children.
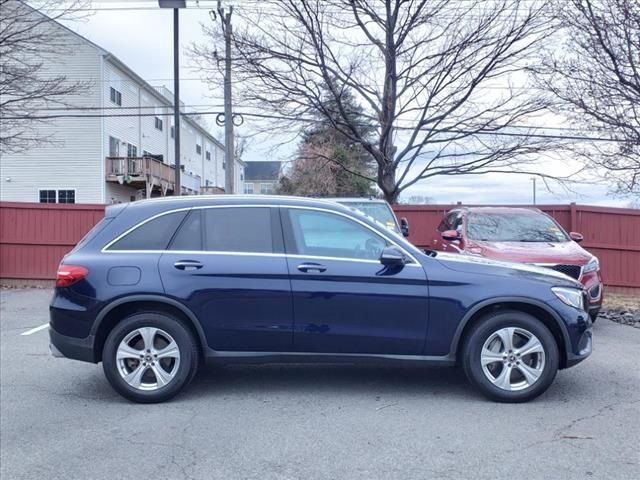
<box><xmin>1</xmin><ymin>288</ymin><xmax>639</xmax><ymax>480</ymax></box>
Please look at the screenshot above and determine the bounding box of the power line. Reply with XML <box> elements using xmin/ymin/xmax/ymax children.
<box><xmin>3</xmin><ymin>109</ymin><xmax>632</xmax><ymax>144</ymax></box>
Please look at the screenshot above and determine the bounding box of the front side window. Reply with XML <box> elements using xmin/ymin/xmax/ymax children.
<box><xmin>338</xmin><ymin>201</ymin><xmax>400</xmax><ymax>234</ymax></box>
<box><xmin>107</xmin><ymin>210</ymin><xmax>188</xmax><ymax>251</ymax></box>
<box><xmin>204</xmin><ymin>207</ymin><xmax>273</xmax><ymax>253</ymax></box>
<box><xmin>466</xmin><ymin>212</ymin><xmax>569</xmax><ymax>242</ymax></box>
<box><xmin>287</xmin><ymin>209</ymin><xmax>388</xmax><ymax>261</ymax></box>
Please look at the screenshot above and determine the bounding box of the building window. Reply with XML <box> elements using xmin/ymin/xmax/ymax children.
<box><xmin>223</xmin><ymin>161</ymin><xmax>226</xmax><ymax>170</ymax></box>
<box><xmin>109</xmin><ymin>136</ymin><xmax>120</xmax><ymax>157</ymax></box>
<box><xmin>39</xmin><ymin>190</ymin><xmax>56</xmax><ymax>203</ymax></box>
<box><xmin>244</xmin><ymin>183</ymin><xmax>254</xmax><ymax>194</ymax></box>
<box><xmin>206</xmin><ymin>151</ymin><xmax>211</xmax><ymax>161</ymax></box>
<box><xmin>154</xmin><ymin>117</ymin><xmax>163</xmax><ymax>131</ymax></box>
<box><xmin>39</xmin><ymin>190</ymin><xmax>75</xmax><ymax>204</ymax></box>
<box><xmin>58</xmin><ymin>190</ymin><xmax>75</xmax><ymax>204</ymax></box>
<box><xmin>260</xmin><ymin>183</ymin><xmax>274</xmax><ymax>194</ymax></box>
<box><xmin>196</xmin><ymin>144</ymin><xmax>202</xmax><ymax>155</ymax></box>
<box><xmin>127</xmin><ymin>143</ymin><xmax>137</xmax><ymax>157</ymax></box>
<box><xmin>170</xmin><ymin>126</ymin><xmax>175</xmax><ymax>139</ymax></box>
<box><xmin>109</xmin><ymin>86</ymin><xmax>122</xmax><ymax>106</ymax></box>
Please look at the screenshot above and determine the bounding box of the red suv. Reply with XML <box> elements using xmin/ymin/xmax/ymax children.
<box><xmin>433</xmin><ymin>207</ymin><xmax>603</xmax><ymax>320</ymax></box>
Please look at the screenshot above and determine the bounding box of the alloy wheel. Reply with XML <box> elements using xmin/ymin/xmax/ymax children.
<box><xmin>116</xmin><ymin>327</ymin><xmax>181</xmax><ymax>391</ymax></box>
<box><xmin>480</xmin><ymin>327</ymin><xmax>546</xmax><ymax>391</ymax></box>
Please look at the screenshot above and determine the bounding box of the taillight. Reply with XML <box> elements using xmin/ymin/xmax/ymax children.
<box><xmin>56</xmin><ymin>265</ymin><xmax>89</xmax><ymax>288</ymax></box>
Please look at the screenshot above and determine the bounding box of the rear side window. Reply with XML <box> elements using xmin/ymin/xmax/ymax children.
<box><xmin>107</xmin><ymin>210</ymin><xmax>188</xmax><ymax>251</ymax></box>
<box><xmin>169</xmin><ymin>210</ymin><xmax>203</xmax><ymax>251</ymax></box>
<box><xmin>204</xmin><ymin>207</ymin><xmax>273</xmax><ymax>253</ymax></box>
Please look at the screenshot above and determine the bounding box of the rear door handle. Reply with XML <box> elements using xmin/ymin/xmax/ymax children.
<box><xmin>297</xmin><ymin>263</ymin><xmax>327</xmax><ymax>273</ymax></box>
<box><xmin>174</xmin><ymin>260</ymin><xmax>203</xmax><ymax>271</ymax></box>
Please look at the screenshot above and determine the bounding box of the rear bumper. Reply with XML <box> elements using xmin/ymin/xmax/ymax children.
<box><xmin>49</xmin><ymin>326</ymin><xmax>97</xmax><ymax>363</ymax></box>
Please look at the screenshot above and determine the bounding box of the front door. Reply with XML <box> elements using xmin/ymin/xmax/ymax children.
<box><xmin>159</xmin><ymin>206</ymin><xmax>293</xmax><ymax>352</ymax></box>
<box><xmin>282</xmin><ymin>207</ymin><xmax>429</xmax><ymax>355</ymax></box>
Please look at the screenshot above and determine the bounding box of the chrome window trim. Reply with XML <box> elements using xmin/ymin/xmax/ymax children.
<box><xmin>101</xmin><ymin>203</ymin><xmax>422</xmax><ymax>265</ymax></box>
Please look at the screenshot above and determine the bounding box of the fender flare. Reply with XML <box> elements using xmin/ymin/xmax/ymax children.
<box><xmin>448</xmin><ymin>296</ymin><xmax>572</xmax><ymax>359</ymax></box>
<box><xmin>90</xmin><ymin>294</ymin><xmax>209</xmax><ymax>354</ymax></box>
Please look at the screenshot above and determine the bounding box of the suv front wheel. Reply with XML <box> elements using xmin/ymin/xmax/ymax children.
<box><xmin>462</xmin><ymin>310</ymin><xmax>559</xmax><ymax>403</ymax></box>
<box><xmin>102</xmin><ymin>312</ymin><xmax>199</xmax><ymax>403</ymax></box>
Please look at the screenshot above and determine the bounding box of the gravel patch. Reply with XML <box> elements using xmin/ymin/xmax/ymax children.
<box><xmin>599</xmin><ymin>307</ymin><xmax>640</xmax><ymax>328</ymax></box>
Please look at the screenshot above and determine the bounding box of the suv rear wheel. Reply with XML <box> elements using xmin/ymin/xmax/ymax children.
<box><xmin>102</xmin><ymin>312</ymin><xmax>199</xmax><ymax>403</ymax></box>
<box><xmin>462</xmin><ymin>310</ymin><xmax>559</xmax><ymax>403</ymax></box>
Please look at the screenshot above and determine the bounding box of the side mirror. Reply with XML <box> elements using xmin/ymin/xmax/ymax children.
<box><xmin>380</xmin><ymin>246</ymin><xmax>406</xmax><ymax>267</ymax></box>
<box><xmin>400</xmin><ymin>217</ymin><xmax>410</xmax><ymax>237</ymax></box>
<box><xmin>441</xmin><ymin>229</ymin><xmax>460</xmax><ymax>242</ymax></box>
<box><xmin>569</xmin><ymin>232</ymin><xmax>583</xmax><ymax>243</ymax></box>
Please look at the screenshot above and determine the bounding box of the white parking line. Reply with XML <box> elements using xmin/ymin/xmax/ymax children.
<box><xmin>20</xmin><ymin>323</ymin><xmax>49</xmax><ymax>336</ymax></box>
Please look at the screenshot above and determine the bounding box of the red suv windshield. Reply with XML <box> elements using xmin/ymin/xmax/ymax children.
<box><xmin>467</xmin><ymin>212</ymin><xmax>569</xmax><ymax>242</ymax></box>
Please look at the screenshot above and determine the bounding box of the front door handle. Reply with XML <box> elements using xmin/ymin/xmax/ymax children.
<box><xmin>174</xmin><ymin>260</ymin><xmax>203</xmax><ymax>271</ymax></box>
<box><xmin>297</xmin><ymin>262</ymin><xmax>327</xmax><ymax>273</ymax></box>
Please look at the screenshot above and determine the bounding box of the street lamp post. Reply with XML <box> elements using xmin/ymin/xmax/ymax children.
<box><xmin>159</xmin><ymin>1</ymin><xmax>186</xmax><ymax>196</ymax></box>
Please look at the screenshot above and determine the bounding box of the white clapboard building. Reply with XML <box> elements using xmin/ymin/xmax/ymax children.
<box><xmin>0</xmin><ymin>3</ymin><xmax>244</xmax><ymax>204</ymax></box>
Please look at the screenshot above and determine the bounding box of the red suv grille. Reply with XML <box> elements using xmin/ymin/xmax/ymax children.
<box><xmin>544</xmin><ymin>264</ymin><xmax>582</xmax><ymax>280</ymax></box>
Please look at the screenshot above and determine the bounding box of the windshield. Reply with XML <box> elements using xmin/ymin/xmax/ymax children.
<box><xmin>337</xmin><ymin>201</ymin><xmax>400</xmax><ymax>234</ymax></box>
<box><xmin>467</xmin><ymin>212</ymin><xmax>569</xmax><ymax>242</ymax></box>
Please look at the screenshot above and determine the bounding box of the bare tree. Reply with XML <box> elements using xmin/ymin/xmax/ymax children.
<box><xmin>193</xmin><ymin>0</ymin><xmax>560</xmax><ymax>203</ymax></box>
<box><xmin>0</xmin><ymin>0</ymin><xmax>89</xmax><ymax>154</ymax></box>
<box><xmin>536</xmin><ymin>0</ymin><xmax>639</xmax><ymax>197</ymax></box>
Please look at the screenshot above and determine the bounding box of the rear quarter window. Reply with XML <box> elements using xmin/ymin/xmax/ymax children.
<box><xmin>204</xmin><ymin>207</ymin><xmax>273</xmax><ymax>253</ymax></box>
<box><xmin>106</xmin><ymin>210</ymin><xmax>188</xmax><ymax>251</ymax></box>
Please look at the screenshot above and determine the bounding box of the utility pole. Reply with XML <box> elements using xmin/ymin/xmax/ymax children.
<box><xmin>172</xmin><ymin>8</ymin><xmax>181</xmax><ymax>195</ymax></box>
<box><xmin>531</xmin><ymin>177</ymin><xmax>537</xmax><ymax>205</ymax></box>
<box><xmin>158</xmin><ymin>1</ymin><xmax>186</xmax><ymax>195</ymax></box>
<box><xmin>219</xmin><ymin>1</ymin><xmax>235</xmax><ymax>194</ymax></box>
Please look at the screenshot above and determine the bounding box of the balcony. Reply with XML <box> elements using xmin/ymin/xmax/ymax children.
<box><xmin>105</xmin><ymin>156</ymin><xmax>201</xmax><ymax>197</ymax></box>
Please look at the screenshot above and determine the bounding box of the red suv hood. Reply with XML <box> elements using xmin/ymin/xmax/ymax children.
<box><xmin>466</xmin><ymin>240</ymin><xmax>592</xmax><ymax>265</ymax></box>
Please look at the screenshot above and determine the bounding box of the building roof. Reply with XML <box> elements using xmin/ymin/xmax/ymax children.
<box><xmin>244</xmin><ymin>161</ymin><xmax>282</xmax><ymax>181</ymax></box>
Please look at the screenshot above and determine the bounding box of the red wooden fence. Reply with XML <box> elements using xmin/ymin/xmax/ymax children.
<box><xmin>393</xmin><ymin>203</ymin><xmax>640</xmax><ymax>292</ymax></box>
<box><xmin>1</xmin><ymin>201</ymin><xmax>638</xmax><ymax>292</ymax></box>
<box><xmin>0</xmin><ymin>202</ymin><xmax>105</xmax><ymax>281</ymax></box>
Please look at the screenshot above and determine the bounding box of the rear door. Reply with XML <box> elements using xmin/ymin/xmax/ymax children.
<box><xmin>158</xmin><ymin>206</ymin><xmax>293</xmax><ymax>352</ymax></box>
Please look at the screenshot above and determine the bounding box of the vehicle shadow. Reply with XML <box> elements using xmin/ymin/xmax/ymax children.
<box><xmin>183</xmin><ymin>363</ymin><xmax>475</xmax><ymax>400</ymax></box>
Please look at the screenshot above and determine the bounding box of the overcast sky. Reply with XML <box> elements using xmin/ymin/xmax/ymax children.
<box><xmin>60</xmin><ymin>1</ymin><xmax>633</xmax><ymax>206</ymax></box>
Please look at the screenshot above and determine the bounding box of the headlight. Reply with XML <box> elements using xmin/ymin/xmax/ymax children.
<box><xmin>583</xmin><ymin>256</ymin><xmax>599</xmax><ymax>273</ymax></box>
<box><xmin>552</xmin><ymin>287</ymin><xmax>585</xmax><ymax>310</ymax></box>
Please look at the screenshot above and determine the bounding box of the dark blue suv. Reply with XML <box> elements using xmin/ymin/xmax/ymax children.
<box><xmin>50</xmin><ymin>196</ymin><xmax>593</xmax><ymax>403</ymax></box>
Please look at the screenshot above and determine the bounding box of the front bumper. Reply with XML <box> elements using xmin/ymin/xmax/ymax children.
<box><xmin>49</xmin><ymin>326</ymin><xmax>97</xmax><ymax>363</ymax></box>
<box><xmin>565</xmin><ymin>327</ymin><xmax>592</xmax><ymax>367</ymax></box>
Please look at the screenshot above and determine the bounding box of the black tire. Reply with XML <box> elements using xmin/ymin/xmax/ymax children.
<box><xmin>102</xmin><ymin>312</ymin><xmax>199</xmax><ymax>403</ymax></box>
<box><xmin>461</xmin><ymin>310</ymin><xmax>559</xmax><ymax>403</ymax></box>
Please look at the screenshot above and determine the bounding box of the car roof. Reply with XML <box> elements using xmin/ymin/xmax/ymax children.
<box><xmin>106</xmin><ymin>194</ymin><xmax>358</xmax><ymax>216</ymax></box>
